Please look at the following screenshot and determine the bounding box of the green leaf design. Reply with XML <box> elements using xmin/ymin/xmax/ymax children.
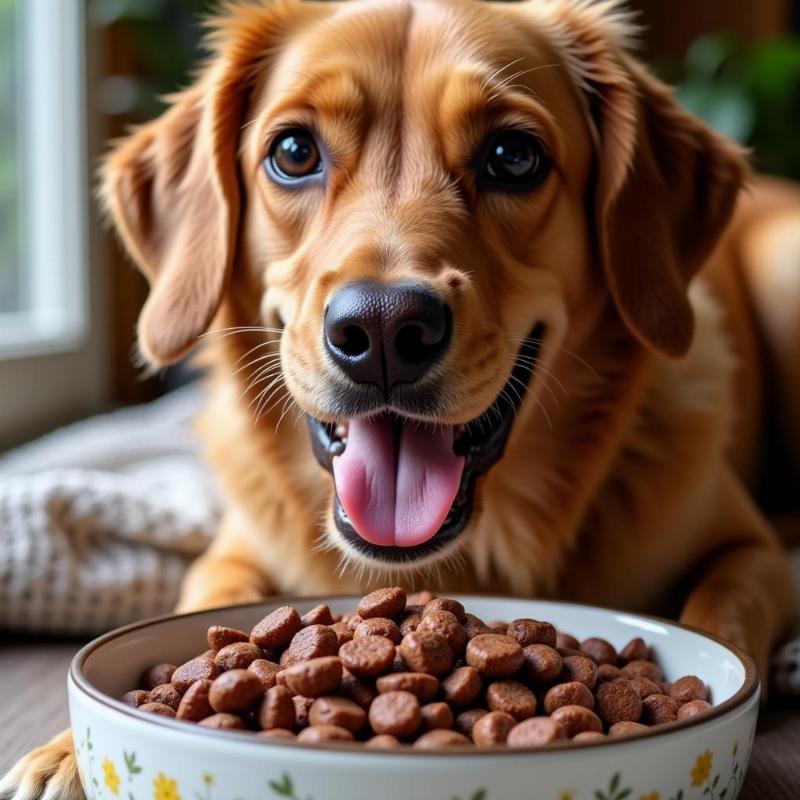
<box><xmin>595</xmin><ymin>792</ymin><xmax>605</xmax><ymax>800</ymax></box>
<box><xmin>472</xmin><ymin>792</ymin><xmax>487</xmax><ymax>800</ymax></box>
<box><xmin>720</xmin><ymin>789</ymin><xmax>727</xmax><ymax>798</ymax></box>
<box><xmin>712</xmin><ymin>775</ymin><xmax>720</xmax><ymax>788</ymax></box>
<box><xmin>610</xmin><ymin>773</ymin><xmax>620</xmax><ymax>792</ymax></box>
<box><xmin>268</xmin><ymin>774</ymin><xmax>295</xmax><ymax>798</ymax></box>
<box><xmin>617</xmin><ymin>790</ymin><xmax>632</xmax><ymax>800</ymax></box>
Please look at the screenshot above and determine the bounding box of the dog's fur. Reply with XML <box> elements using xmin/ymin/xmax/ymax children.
<box><xmin>4</xmin><ymin>0</ymin><xmax>799</xmax><ymax>797</ymax></box>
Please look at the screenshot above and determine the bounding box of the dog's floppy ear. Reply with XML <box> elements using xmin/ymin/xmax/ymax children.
<box><xmin>100</xmin><ymin>1</ymin><xmax>321</xmax><ymax>365</ymax></box>
<box><xmin>101</xmin><ymin>61</ymin><xmax>243</xmax><ymax>366</ymax></box>
<box><xmin>593</xmin><ymin>58</ymin><xmax>747</xmax><ymax>357</ymax></box>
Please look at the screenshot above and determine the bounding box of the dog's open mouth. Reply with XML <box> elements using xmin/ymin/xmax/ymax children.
<box><xmin>307</xmin><ymin>323</ymin><xmax>544</xmax><ymax>563</ymax></box>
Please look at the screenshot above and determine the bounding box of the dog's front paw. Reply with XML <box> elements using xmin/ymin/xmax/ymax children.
<box><xmin>0</xmin><ymin>729</ymin><xmax>83</xmax><ymax>800</ymax></box>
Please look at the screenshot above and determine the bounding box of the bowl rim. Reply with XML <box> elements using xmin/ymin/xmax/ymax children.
<box><xmin>70</xmin><ymin>594</ymin><xmax>759</xmax><ymax>757</ymax></box>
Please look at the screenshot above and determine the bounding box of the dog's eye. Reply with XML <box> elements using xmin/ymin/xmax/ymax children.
<box><xmin>267</xmin><ymin>129</ymin><xmax>322</xmax><ymax>181</ymax></box>
<box><xmin>481</xmin><ymin>130</ymin><xmax>550</xmax><ymax>190</ymax></box>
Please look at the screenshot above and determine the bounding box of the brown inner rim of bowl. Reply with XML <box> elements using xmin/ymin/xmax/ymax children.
<box><xmin>71</xmin><ymin>594</ymin><xmax>759</xmax><ymax>757</ymax></box>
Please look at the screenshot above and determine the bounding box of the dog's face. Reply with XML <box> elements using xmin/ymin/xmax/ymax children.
<box><xmin>102</xmin><ymin>0</ymin><xmax>744</xmax><ymax>572</ymax></box>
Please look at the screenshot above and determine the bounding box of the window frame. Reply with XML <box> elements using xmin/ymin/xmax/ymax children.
<box><xmin>0</xmin><ymin>0</ymin><xmax>108</xmax><ymax>450</ymax></box>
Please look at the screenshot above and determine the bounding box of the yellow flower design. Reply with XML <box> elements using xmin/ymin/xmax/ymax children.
<box><xmin>691</xmin><ymin>749</ymin><xmax>714</xmax><ymax>787</ymax></box>
<box><xmin>153</xmin><ymin>772</ymin><xmax>182</xmax><ymax>800</ymax></box>
<box><xmin>103</xmin><ymin>758</ymin><xmax>121</xmax><ymax>796</ymax></box>
<box><xmin>202</xmin><ymin>773</ymin><xmax>214</xmax><ymax>787</ymax></box>
<box><xmin>558</xmin><ymin>793</ymin><xmax>575</xmax><ymax>800</ymax></box>
<box><xmin>638</xmin><ymin>793</ymin><xmax>660</xmax><ymax>800</ymax></box>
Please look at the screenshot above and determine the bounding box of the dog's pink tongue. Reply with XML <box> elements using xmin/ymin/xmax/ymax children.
<box><xmin>333</xmin><ymin>415</ymin><xmax>465</xmax><ymax>547</ymax></box>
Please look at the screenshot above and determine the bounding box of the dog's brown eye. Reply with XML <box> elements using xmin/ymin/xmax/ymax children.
<box><xmin>481</xmin><ymin>130</ymin><xmax>549</xmax><ymax>190</ymax></box>
<box><xmin>268</xmin><ymin>129</ymin><xmax>322</xmax><ymax>181</ymax></box>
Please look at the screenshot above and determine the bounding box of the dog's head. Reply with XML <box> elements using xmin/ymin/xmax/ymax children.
<box><xmin>102</xmin><ymin>0</ymin><xmax>745</xmax><ymax>572</ymax></box>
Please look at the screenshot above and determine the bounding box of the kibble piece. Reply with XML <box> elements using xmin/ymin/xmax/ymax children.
<box><xmin>486</xmin><ymin>680</ymin><xmax>537</xmax><ymax>721</ymax></box>
<box><xmin>247</xmin><ymin>659</ymin><xmax>281</xmax><ymax>691</ymax></box>
<box><xmin>454</xmin><ymin>708</ymin><xmax>489</xmax><ymax>738</ymax></box>
<box><xmin>555</xmin><ymin>632</ymin><xmax>580</xmax><ymax>650</ymax></box>
<box><xmin>400</xmin><ymin>631</ymin><xmax>453</xmax><ymax>677</ymax></box>
<box><xmin>619</xmin><ymin>637</ymin><xmax>649</xmax><ymax>663</ymax></box>
<box><xmin>398</xmin><ymin>612</ymin><xmax>423</xmax><ymax>636</ymax></box>
<box><xmin>141</xmin><ymin>663</ymin><xmax>177</xmax><ymax>691</ymax></box>
<box><xmin>258</xmin><ymin>686</ymin><xmax>296</xmax><ymax>731</ymax></box>
<box><xmin>214</xmin><ymin>642</ymin><xmax>263</xmax><ymax>672</ymax></box>
<box><xmin>149</xmin><ymin>684</ymin><xmax>182</xmax><ymax>711</ymax></box>
<box><xmin>507</xmin><ymin>717</ymin><xmax>567</xmax><ymax>747</ymax></box>
<box><xmin>543</xmin><ymin>681</ymin><xmax>595</xmax><ymax>715</ymax></box>
<box><xmin>670</xmin><ymin>675</ymin><xmax>709</xmax><ymax>705</ymax></box>
<box><xmin>573</xmin><ymin>730</ymin><xmax>607</xmax><ymax>742</ymax></box>
<box><xmin>521</xmin><ymin>644</ymin><xmax>562</xmax><ymax>684</ymax></box>
<box><xmin>472</xmin><ymin>711</ymin><xmax>517</xmax><ymax>746</ymax></box>
<box><xmin>365</xmin><ymin>734</ymin><xmax>401</xmax><ymax>749</ymax></box>
<box><xmin>550</xmin><ymin>705</ymin><xmax>603</xmax><ymax>737</ymax></box>
<box><xmin>199</xmin><ymin>713</ymin><xmax>245</xmax><ymax>729</ymax></box>
<box><xmin>621</xmin><ymin>659</ymin><xmax>664</xmax><ymax>683</ymax></box>
<box><xmin>340</xmin><ymin>635</ymin><xmax>397</xmax><ymax>678</ymax></box>
<box><xmin>608</xmin><ymin>720</ymin><xmax>649</xmax><ymax>737</ymax></box>
<box><xmin>507</xmin><ymin>619</ymin><xmax>557</xmax><ymax>648</ymax></box>
<box><xmin>677</xmin><ymin>699</ymin><xmax>713</xmax><ymax>719</ymax></box>
<box><xmin>209</xmin><ymin>669</ymin><xmax>264</xmax><ymax>713</ymax></box>
<box><xmin>420</xmin><ymin>702</ymin><xmax>454</xmax><ymax>731</ymax></box>
<box><xmin>301</xmin><ymin>604</ymin><xmax>334</xmax><ymax>627</ymax></box>
<box><xmin>139</xmin><ymin>701</ymin><xmax>176</xmax><ymax>718</ymax></box>
<box><xmin>369</xmin><ymin>691</ymin><xmax>422</xmax><ymax>738</ymax></box>
<box><xmin>283</xmin><ymin>656</ymin><xmax>342</xmax><ymax>697</ymax></box>
<box><xmin>339</xmin><ymin>669</ymin><xmax>378</xmax><ymax>709</ymax></box>
<box><xmin>641</xmin><ymin>693</ymin><xmax>678</xmax><ymax>725</ymax></box>
<box><xmin>595</xmin><ymin>680</ymin><xmax>643</xmax><ymax>725</ymax></box>
<box><xmin>629</xmin><ymin>676</ymin><xmax>662</xmax><ymax>699</ymax></box>
<box><xmin>413</xmin><ymin>729</ymin><xmax>472</xmax><ymax>748</ymax></box>
<box><xmin>561</xmin><ymin>655</ymin><xmax>598</xmax><ymax>689</ymax></box>
<box><xmin>330</xmin><ymin>622</ymin><xmax>354</xmax><ymax>648</ymax></box>
<box><xmin>293</xmin><ymin>696</ymin><xmax>315</xmax><ymax>730</ymax></box>
<box><xmin>354</xmin><ymin>617</ymin><xmax>402</xmax><ymax>644</ymax></box>
<box><xmin>358</xmin><ymin>587</ymin><xmax>407</xmax><ymax>620</ymax></box>
<box><xmin>417</xmin><ymin>611</ymin><xmax>467</xmax><ymax>656</ymax></box>
<box><xmin>251</xmin><ymin>606</ymin><xmax>302</xmax><ymax>649</ymax></box>
<box><xmin>176</xmin><ymin>679</ymin><xmax>213</xmax><ymax>721</ymax></box>
<box><xmin>297</xmin><ymin>724</ymin><xmax>354</xmax><ymax>743</ymax></box>
<box><xmin>376</xmin><ymin>672</ymin><xmax>439</xmax><ymax>702</ymax></box>
<box><xmin>440</xmin><ymin>666</ymin><xmax>482</xmax><ymax>707</ymax></box>
<box><xmin>596</xmin><ymin>663</ymin><xmax>624</xmax><ymax>684</ymax></box>
<box><xmin>284</xmin><ymin>625</ymin><xmax>339</xmax><ymax>665</ymax></box>
<box><xmin>309</xmin><ymin>696</ymin><xmax>366</xmax><ymax>734</ymax></box>
<box><xmin>424</xmin><ymin>598</ymin><xmax>466</xmax><ymax>621</ymax></box>
<box><xmin>171</xmin><ymin>657</ymin><xmax>219</xmax><ymax>693</ymax></box>
<box><xmin>257</xmin><ymin>728</ymin><xmax>296</xmax><ymax>740</ymax></box>
<box><xmin>463</xmin><ymin>613</ymin><xmax>492</xmax><ymax>639</ymax></box>
<box><xmin>580</xmin><ymin>637</ymin><xmax>617</xmax><ymax>666</ymax></box>
<box><xmin>207</xmin><ymin>625</ymin><xmax>249</xmax><ymax>651</ymax></box>
<box><xmin>120</xmin><ymin>690</ymin><xmax>150</xmax><ymax>708</ymax></box>
<box><xmin>466</xmin><ymin>634</ymin><xmax>523</xmax><ymax>678</ymax></box>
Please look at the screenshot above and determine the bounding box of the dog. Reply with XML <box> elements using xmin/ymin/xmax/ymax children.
<box><xmin>3</xmin><ymin>0</ymin><xmax>798</xmax><ymax>797</ymax></box>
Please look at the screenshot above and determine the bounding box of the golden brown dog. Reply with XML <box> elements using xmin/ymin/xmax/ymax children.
<box><xmin>4</xmin><ymin>0</ymin><xmax>798</xmax><ymax>797</ymax></box>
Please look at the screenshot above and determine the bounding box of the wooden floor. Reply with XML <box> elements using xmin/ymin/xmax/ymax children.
<box><xmin>1</xmin><ymin>635</ymin><xmax>799</xmax><ymax>798</ymax></box>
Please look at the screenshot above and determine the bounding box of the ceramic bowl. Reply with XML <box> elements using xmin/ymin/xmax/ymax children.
<box><xmin>69</xmin><ymin>596</ymin><xmax>758</xmax><ymax>800</ymax></box>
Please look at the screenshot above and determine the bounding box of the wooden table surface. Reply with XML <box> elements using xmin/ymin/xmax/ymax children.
<box><xmin>2</xmin><ymin>635</ymin><xmax>799</xmax><ymax>798</ymax></box>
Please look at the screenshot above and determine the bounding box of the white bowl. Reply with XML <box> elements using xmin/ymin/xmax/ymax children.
<box><xmin>69</xmin><ymin>596</ymin><xmax>758</xmax><ymax>800</ymax></box>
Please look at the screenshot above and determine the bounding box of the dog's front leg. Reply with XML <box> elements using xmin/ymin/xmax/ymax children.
<box><xmin>175</xmin><ymin>509</ymin><xmax>276</xmax><ymax>612</ymax></box>
<box><xmin>680</xmin><ymin>468</ymin><xmax>796</xmax><ymax>684</ymax></box>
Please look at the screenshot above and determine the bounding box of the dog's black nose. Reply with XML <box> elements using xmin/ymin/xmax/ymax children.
<box><xmin>324</xmin><ymin>281</ymin><xmax>451</xmax><ymax>393</ymax></box>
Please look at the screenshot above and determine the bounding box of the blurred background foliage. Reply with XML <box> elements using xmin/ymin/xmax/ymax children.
<box><xmin>90</xmin><ymin>0</ymin><xmax>800</xmax><ymax>179</ymax></box>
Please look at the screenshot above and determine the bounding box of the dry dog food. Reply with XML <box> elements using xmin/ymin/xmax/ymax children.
<box><xmin>122</xmin><ymin>588</ymin><xmax>714</xmax><ymax>748</ymax></box>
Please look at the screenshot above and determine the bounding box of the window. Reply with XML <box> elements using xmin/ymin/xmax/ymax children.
<box><xmin>0</xmin><ymin>0</ymin><xmax>107</xmax><ymax>449</ymax></box>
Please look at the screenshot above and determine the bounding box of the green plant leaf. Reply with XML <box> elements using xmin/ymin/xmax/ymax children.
<box><xmin>617</xmin><ymin>790</ymin><xmax>631</xmax><ymax>800</ymax></box>
<box><xmin>713</xmin><ymin>775</ymin><xmax>719</xmax><ymax>788</ymax></box>
<box><xmin>268</xmin><ymin>774</ymin><xmax>295</xmax><ymax>797</ymax></box>
<box><xmin>472</xmin><ymin>791</ymin><xmax>487</xmax><ymax>800</ymax></box>
<box><xmin>610</xmin><ymin>773</ymin><xmax>620</xmax><ymax>792</ymax></box>
<box><xmin>595</xmin><ymin>792</ymin><xmax>605</xmax><ymax>800</ymax></box>
<box><xmin>720</xmin><ymin>789</ymin><xmax>727</xmax><ymax>798</ymax></box>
